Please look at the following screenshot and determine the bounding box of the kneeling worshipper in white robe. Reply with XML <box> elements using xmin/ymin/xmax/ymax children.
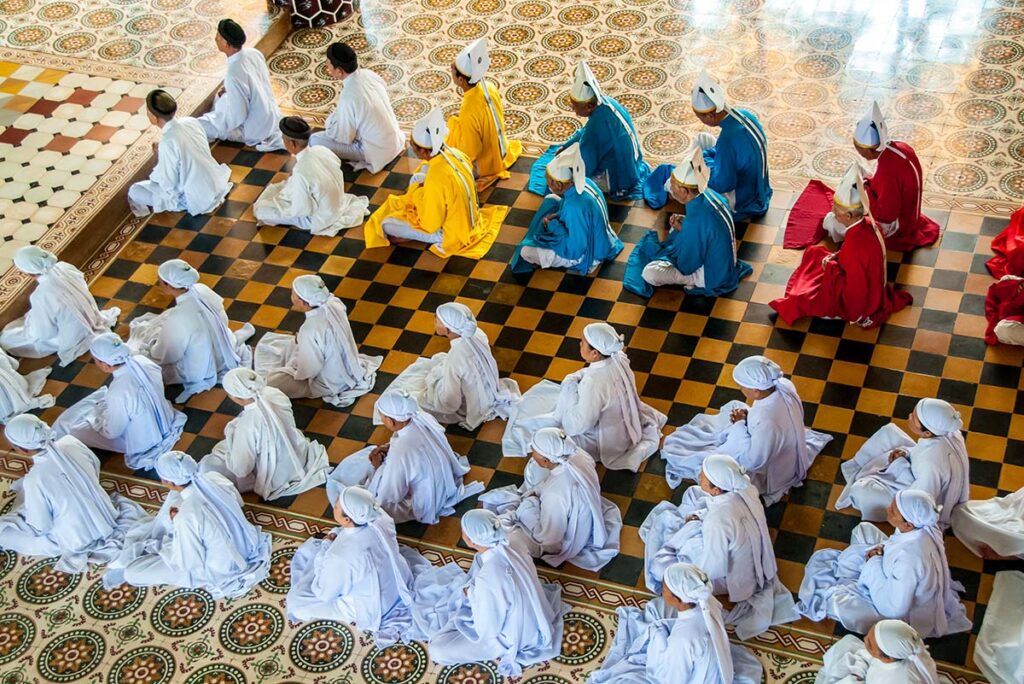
<box><xmin>103</xmin><ymin>450</ymin><xmax>271</xmax><ymax>598</ymax></box>
<box><xmin>502</xmin><ymin>322</ymin><xmax>666</xmax><ymax>472</ymax></box>
<box><xmin>253</xmin><ymin>116</ymin><xmax>369</xmax><ymax>236</ymax></box>
<box><xmin>0</xmin><ymin>348</ymin><xmax>53</xmax><ymax>423</ymax></box>
<box><xmin>127</xmin><ymin>89</ymin><xmax>232</xmax><ymax>218</ymax></box>
<box><xmin>409</xmin><ymin>509</ymin><xmax>568</xmax><ymax>677</ymax></box>
<box><xmin>640</xmin><ymin>453</ymin><xmax>797</xmax><ymax>640</ymax></box>
<box><xmin>817</xmin><ymin>618</ymin><xmax>940</xmax><ymax>684</ymax></box>
<box><xmin>1</xmin><ymin>246</ymin><xmax>119</xmax><ymax>367</ymax></box>
<box><xmin>128</xmin><ymin>259</ymin><xmax>254</xmax><ymax>403</ymax></box>
<box><xmin>975</xmin><ymin>570</ymin><xmax>1024</xmax><ymax>684</ymax></box>
<box><xmin>198</xmin><ymin>368</ymin><xmax>330</xmax><ymax>501</ymax></box>
<box><xmin>379</xmin><ymin>301</ymin><xmax>519</xmax><ymax>430</ymax></box>
<box><xmin>480</xmin><ymin>427</ymin><xmax>621</xmax><ymax>571</ymax></box>
<box><xmin>662</xmin><ymin>355</ymin><xmax>832</xmax><ymax>505</ymax></box>
<box><xmin>798</xmin><ymin>489</ymin><xmax>971</xmax><ymax>638</ymax></box>
<box><xmin>590</xmin><ymin>562</ymin><xmax>763</xmax><ymax>684</ymax></box>
<box><xmin>54</xmin><ymin>333</ymin><xmax>186</xmax><ymax>471</ymax></box>
<box><xmin>0</xmin><ymin>415</ymin><xmax>146</xmax><ymax>573</ymax></box>
<box><xmin>837</xmin><ymin>398</ymin><xmax>969</xmax><ymax>528</ymax></box>
<box><xmin>286</xmin><ymin>485</ymin><xmax>429</xmax><ymax>645</ymax></box>
<box><xmin>952</xmin><ymin>487</ymin><xmax>1024</xmax><ymax>561</ymax></box>
<box><xmin>197</xmin><ymin>19</ymin><xmax>283</xmax><ymax>151</ymax></box>
<box><xmin>328</xmin><ymin>391</ymin><xmax>483</xmax><ymax>525</ymax></box>
<box><xmin>255</xmin><ymin>275</ymin><xmax>381</xmax><ymax>407</ymax></box>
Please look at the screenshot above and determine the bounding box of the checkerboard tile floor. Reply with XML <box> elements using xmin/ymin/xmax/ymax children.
<box><xmin>22</xmin><ymin>142</ymin><xmax>1024</xmax><ymax>673</ymax></box>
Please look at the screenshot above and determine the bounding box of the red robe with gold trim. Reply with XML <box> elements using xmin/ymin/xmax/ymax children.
<box><xmin>864</xmin><ymin>141</ymin><xmax>939</xmax><ymax>252</ymax></box>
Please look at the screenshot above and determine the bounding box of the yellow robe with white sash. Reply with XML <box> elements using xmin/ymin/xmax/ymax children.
<box><xmin>363</xmin><ymin>146</ymin><xmax>508</xmax><ymax>259</ymax></box>
<box><xmin>446</xmin><ymin>79</ymin><xmax>522</xmax><ymax>183</ymax></box>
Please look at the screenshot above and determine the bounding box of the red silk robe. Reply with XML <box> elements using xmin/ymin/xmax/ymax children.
<box><xmin>984</xmin><ymin>276</ymin><xmax>1024</xmax><ymax>345</ymax></box>
<box><xmin>864</xmin><ymin>141</ymin><xmax>939</xmax><ymax>252</ymax></box>
<box><xmin>770</xmin><ymin>217</ymin><xmax>912</xmax><ymax>328</ymax></box>
<box><xmin>986</xmin><ymin>207</ymin><xmax>1024</xmax><ymax>279</ymax></box>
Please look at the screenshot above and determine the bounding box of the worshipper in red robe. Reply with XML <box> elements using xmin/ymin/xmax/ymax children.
<box><xmin>987</xmin><ymin>207</ymin><xmax>1024</xmax><ymax>279</ymax></box>
<box><xmin>984</xmin><ymin>275</ymin><xmax>1024</xmax><ymax>346</ymax></box>
<box><xmin>771</xmin><ymin>165</ymin><xmax>912</xmax><ymax>329</ymax></box>
<box><xmin>851</xmin><ymin>102</ymin><xmax>939</xmax><ymax>252</ymax></box>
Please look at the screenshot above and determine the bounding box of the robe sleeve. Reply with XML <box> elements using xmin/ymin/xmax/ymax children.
<box><xmin>908</xmin><ymin>451</ymin><xmax>945</xmax><ymax>504</ymax></box>
<box><xmin>281</xmin><ymin>173</ymin><xmax>316</xmax><ymax>219</ymax></box>
<box><xmin>370</xmin><ymin>451</ymin><xmax>412</xmax><ymax>511</ymax></box>
<box><xmin>208</xmin><ymin>65</ymin><xmax>252</xmax><ymax>135</ymax></box>
<box><xmin>150</xmin><ymin>135</ymin><xmax>184</xmax><ymax>192</ymax></box>
<box><xmin>417</xmin><ymin>165</ymin><xmax>449</xmax><ymax>235</ymax></box>
<box><xmin>672</xmin><ymin>213</ymin><xmax>712</xmax><ymax>276</ymax></box>
<box><xmin>530</xmin><ymin>481</ymin><xmax>572</xmax><ymax>555</ymax></box>
<box><xmin>150</xmin><ymin>310</ymin><xmax>189</xmax><ymax>366</ymax></box>
<box><xmin>312</xmin><ymin>548</ymin><xmax>362</xmax><ymax>601</ymax></box>
<box><xmin>328</xmin><ymin>94</ymin><xmax>358</xmax><ymax>144</ymax></box>
<box><xmin>421</xmin><ymin>353</ymin><xmax>463</xmax><ymax>416</ymax></box>
<box><xmin>576</xmin><ymin>115</ymin><xmax>605</xmax><ymax>176</ymax></box>
<box><xmin>464</xmin><ymin>567</ymin><xmax>507</xmax><ymax>643</ymax></box>
<box><xmin>20</xmin><ymin>474</ymin><xmax>55</xmax><ymax>533</ymax></box>
<box><xmin>831</xmin><ymin>234</ymin><xmax>876</xmax><ymax>321</ymax></box>
<box><xmin>289</xmin><ymin>323</ymin><xmax>326</xmax><ymax>381</ymax></box>
<box><xmin>95</xmin><ymin>381</ymin><xmax>133</xmax><ymax>440</ymax></box>
<box><xmin>708</xmin><ymin>133</ymin><xmax>739</xmax><ymax>195</ymax></box>
<box><xmin>862</xmin><ymin>553</ymin><xmax>916</xmax><ymax>619</ymax></box>
<box><xmin>23</xmin><ymin>288</ymin><xmax>60</xmax><ymax>340</ymax></box>
<box><xmin>718</xmin><ymin>418</ymin><xmax>754</xmax><ymax>463</ymax></box>
<box><xmin>557</xmin><ymin>374</ymin><xmax>602</xmax><ymax>437</ymax></box>
<box><xmin>446</xmin><ymin>96</ymin><xmax>483</xmax><ymax>161</ymax></box>
<box><xmin>224</xmin><ymin>416</ymin><xmax>259</xmax><ymax>479</ymax></box>
<box><xmin>863</xmin><ymin>157</ymin><xmax>901</xmax><ymax>224</ymax></box>
<box><xmin>697</xmin><ymin>513</ymin><xmax>734</xmax><ymax>593</ymax></box>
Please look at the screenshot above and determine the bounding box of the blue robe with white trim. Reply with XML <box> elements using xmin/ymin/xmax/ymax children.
<box><xmin>528</xmin><ymin>97</ymin><xmax>650</xmax><ymax>200</ymax></box>
<box><xmin>704</xmin><ymin>109</ymin><xmax>772</xmax><ymax>220</ymax></box>
<box><xmin>624</xmin><ymin>188</ymin><xmax>752</xmax><ymax>298</ymax></box>
<box><xmin>511</xmin><ymin>178</ymin><xmax>623</xmax><ymax>276</ymax></box>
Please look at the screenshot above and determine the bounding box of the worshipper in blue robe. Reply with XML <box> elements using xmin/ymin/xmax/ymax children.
<box><xmin>103</xmin><ymin>450</ymin><xmax>271</xmax><ymax>599</ymax></box>
<box><xmin>665</xmin><ymin>71</ymin><xmax>771</xmax><ymax>221</ymax></box>
<box><xmin>511</xmin><ymin>143</ymin><xmax>622</xmax><ymax>276</ymax></box>
<box><xmin>0</xmin><ymin>414</ymin><xmax>146</xmax><ymax>573</ymax></box>
<box><xmin>527</xmin><ymin>62</ymin><xmax>648</xmax><ymax>200</ymax></box>
<box><xmin>625</xmin><ymin>149</ymin><xmax>751</xmax><ymax>298</ymax></box>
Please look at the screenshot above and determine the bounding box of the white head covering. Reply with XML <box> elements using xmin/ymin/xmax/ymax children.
<box><xmin>436</xmin><ymin>302</ymin><xmax>478</xmax><ymax>337</ymax></box>
<box><xmin>90</xmin><ymin>332</ymin><xmax>132</xmax><ymax>366</ymax></box>
<box><xmin>156</xmin><ymin>450</ymin><xmax>199</xmax><ymax>485</ymax></box>
<box><xmin>14</xmin><ymin>246</ymin><xmax>58</xmax><ymax>275</ymax></box>
<box><xmin>854</xmin><ymin>101</ymin><xmax>889</xmax><ymax>151</ymax></box>
<box><xmin>435</xmin><ymin>301</ymin><xmax>505</xmax><ymax>409</ymax></box>
<box><xmin>292</xmin><ymin>274</ymin><xmax>331</xmax><ymax>307</ymax></box>
<box><xmin>412</xmin><ymin>107</ymin><xmax>447</xmax><ymax>156</ymax></box>
<box><xmin>157</xmin><ymin>259</ymin><xmax>201</xmax><ymax>289</ymax></box>
<box><xmin>702</xmin><ymin>453</ymin><xmax>751</xmax><ymax>492</ymax></box>
<box><xmin>835</xmin><ymin>164</ymin><xmax>865</xmax><ymax>210</ymax></box>
<box><xmin>570</xmin><ymin>61</ymin><xmax>603</xmax><ymax>104</ymax></box>
<box><xmin>691</xmin><ymin>70</ymin><xmax>726</xmax><ymax>113</ymax></box>
<box><xmin>581</xmin><ymin>322</ymin><xmax>643</xmax><ymax>445</ymax></box>
<box><xmin>222</xmin><ymin>367</ymin><xmax>264</xmax><ymax>399</ymax></box>
<box><xmin>732</xmin><ymin>355</ymin><xmax>784</xmax><ymax>390</ymax></box>
<box><xmin>912</xmin><ymin>398</ymin><xmax>969</xmax><ymax>524</ymax></box>
<box><xmin>462</xmin><ymin>508</ymin><xmax>507</xmax><ymax>547</ymax></box>
<box><xmin>376</xmin><ymin>390</ymin><xmax>419</xmax><ymax>422</ymax></box>
<box><xmin>874</xmin><ymin>619</ymin><xmax>940</xmax><ymax>683</ymax></box>
<box><xmin>530</xmin><ymin>427</ymin><xmax>576</xmax><ymax>464</ymax></box>
<box><xmin>914</xmin><ymin>398</ymin><xmax>962</xmax><ymax>436</ymax></box>
<box><xmin>547</xmin><ymin>142</ymin><xmax>586</xmax><ymax>194</ymax></box>
<box><xmin>5</xmin><ymin>413</ymin><xmax>54</xmax><ymax>451</ymax></box>
<box><xmin>338</xmin><ymin>485</ymin><xmax>383</xmax><ymax>525</ymax></box>
<box><xmin>895</xmin><ymin>489</ymin><xmax>941</xmax><ymax>529</ymax></box>
<box><xmin>583</xmin><ymin>322</ymin><xmax>624</xmax><ymax>356</ymax></box>
<box><xmin>663</xmin><ymin>562</ymin><xmax>733</xmax><ymax>682</ymax></box>
<box><xmin>671</xmin><ymin>160</ymin><xmax>699</xmax><ymax>189</ymax></box>
<box><xmin>455</xmin><ymin>37</ymin><xmax>488</xmax><ymax>84</ymax></box>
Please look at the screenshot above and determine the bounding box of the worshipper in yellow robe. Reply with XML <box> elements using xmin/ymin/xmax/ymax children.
<box><xmin>364</xmin><ymin>108</ymin><xmax>508</xmax><ymax>259</ymax></box>
<box><xmin>446</xmin><ymin>38</ymin><xmax>521</xmax><ymax>189</ymax></box>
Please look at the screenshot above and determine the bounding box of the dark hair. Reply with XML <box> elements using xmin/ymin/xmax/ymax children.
<box><xmin>146</xmin><ymin>89</ymin><xmax>177</xmax><ymax>120</ymax></box>
<box><xmin>217</xmin><ymin>18</ymin><xmax>246</xmax><ymax>49</ymax></box>
<box><xmin>327</xmin><ymin>43</ymin><xmax>358</xmax><ymax>73</ymax></box>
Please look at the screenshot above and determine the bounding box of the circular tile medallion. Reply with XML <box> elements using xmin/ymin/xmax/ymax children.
<box><xmin>291</xmin><ymin>27</ymin><xmax>333</xmax><ymax>50</ymax></box>
<box><xmin>494</xmin><ymin>24</ymin><xmax>534</xmax><ymax>46</ymax></box>
<box><xmin>590</xmin><ymin>36</ymin><xmax>630</xmax><ymax>58</ymax></box>
<box><xmin>542</xmin><ymin>30</ymin><xmax>582</xmax><ymax>53</ymax></box>
<box><xmin>169</xmin><ymin>19</ymin><xmax>210</xmax><ymax>42</ymax></box>
<box><xmin>98</xmin><ymin>38</ymin><xmax>141</xmax><ymax>61</ymax></box>
<box><xmin>740</xmin><ymin>48</ymin><xmax>787</xmax><ymax>73</ymax></box>
<box><xmin>293</xmin><ymin>84</ymin><xmax>336</xmax><ymax>109</ymax></box>
<box><xmin>811</xmin><ymin>148</ymin><xmax>858</xmax><ymax>178</ymax></box>
<box><xmin>966</xmin><ymin>68</ymin><xmax>1016</xmax><ymax>95</ymax></box>
<box><xmin>53</xmin><ymin>32</ymin><xmax>95</xmax><ymax>53</ymax></box>
<box><xmin>780</xmin><ymin>82</ymin><xmax>828</xmax><ymax>109</ymax></box>
<box><xmin>904</xmin><ymin>63</ymin><xmax>956</xmax><ymax>90</ymax></box>
<box><xmin>467</xmin><ymin>0</ymin><xmax>504</xmax><ymax>14</ymax></box>
<box><xmin>624</xmin><ymin>66</ymin><xmax>666</xmax><ymax>90</ymax></box>
<box><xmin>290</xmin><ymin>621</ymin><xmax>354</xmax><ymax>673</ymax></box>
<box><xmin>84</xmin><ymin>580</ymin><xmax>146</xmax><ymax>620</ymax></box>
<box><xmin>643</xmin><ymin>129</ymin><xmax>689</xmax><ymax>157</ymax></box>
<box><xmin>768</xmin><ymin>111</ymin><xmax>815</xmax><ymax>139</ymax></box>
<box><xmin>933</xmin><ymin>162</ymin><xmax>987</xmax><ymax>193</ymax></box>
<box><xmin>556</xmin><ymin>612</ymin><xmax>606</xmax><ymax>665</ymax></box>
<box><xmin>437</xmin><ymin>661</ymin><xmax>502</xmax><ymax>683</ymax></box>
<box><xmin>538</xmin><ymin>116</ymin><xmax>580</xmax><ymax>142</ymax></box>
<box><xmin>361</xmin><ymin>641</ymin><xmax>428</xmax><ymax>684</ymax></box>
<box><xmin>38</xmin><ymin>2</ymin><xmax>77</xmax><ymax>21</ymax></box>
<box><xmin>429</xmin><ymin>44</ymin><xmax>460</xmax><ymax>67</ymax></box>
<box><xmin>767</xmin><ymin>141</ymin><xmax>802</xmax><ymax>170</ymax></box>
<box><xmin>639</xmin><ymin>40</ymin><xmax>682</xmax><ymax>63</ymax></box>
<box><xmin>523</xmin><ymin>55</ymin><xmax>565</xmax><ymax>79</ymax></box>
<box><xmin>984</xmin><ymin>11</ymin><xmax>1024</xmax><ymax>35</ymax></box>
<box><xmin>0</xmin><ymin>613</ymin><xmax>34</xmax><ymax>666</ymax></box>
<box><xmin>360</xmin><ymin>8</ymin><xmax>397</xmax><ymax>28</ymax></box>
<box><xmin>219</xmin><ymin>604</ymin><xmax>284</xmax><ymax>655</ymax></box>
<box><xmin>975</xmin><ymin>38</ymin><xmax>1024</xmax><ymax>64</ymax></box>
<box><xmin>894</xmin><ymin>92</ymin><xmax>944</xmax><ymax>121</ymax></box>
<box><xmin>382</xmin><ymin>38</ymin><xmax>422</xmax><ymax>60</ymax></box>
<box><xmin>268</xmin><ymin>52</ymin><xmax>312</xmax><ymax>76</ymax></box>
<box><xmin>107</xmin><ymin>646</ymin><xmax>175</xmax><ymax>684</ymax></box>
<box><xmin>260</xmin><ymin>547</ymin><xmax>294</xmax><ymax>594</ymax></box>
<box><xmin>1009</xmin><ymin>137</ymin><xmax>1024</xmax><ymax>163</ymax></box>
<box><xmin>945</xmin><ymin>130</ymin><xmax>998</xmax><ymax>158</ymax></box>
<box><xmin>409</xmin><ymin>70</ymin><xmax>451</xmax><ymax>94</ymax></box>
<box><xmin>17</xmin><ymin>559</ymin><xmax>80</xmax><ymax>604</ymax></box>
<box><xmin>150</xmin><ymin>588</ymin><xmax>214</xmax><ymax>637</ymax></box>
<box><xmin>659</xmin><ymin>101</ymin><xmax>692</xmax><ymax>126</ymax></box>
<box><xmin>0</xmin><ymin>0</ymin><xmax>34</xmax><ymax>15</ymax></box>
<box><xmin>38</xmin><ymin>629</ymin><xmax>105</xmax><ymax>682</ymax></box>
<box><xmin>618</xmin><ymin>93</ymin><xmax>651</xmax><ymax>118</ymax></box>
<box><xmin>126</xmin><ymin>14</ymin><xmax>166</xmax><ymax>34</ymax></box>
<box><xmin>448</xmin><ymin>19</ymin><xmax>487</xmax><ymax>40</ymax></box>
<box><xmin>653</xmin><ymin>15</ymin><xmax>692</xmax><ymax>37</ymax></box>
<box><xmin>607</xmin><ymin>9</ymin><xmax>645</xmax><ymax>30</ymax></box>
<box><xmin>511</xmin><ymin>0</ymin><xmax>549</xmax><ymax>20</ymax></box>
<box><xmin>0</xmin><ymin>550</ymin><xmax>15</xmax><ymax>580</ymax></box>
<box><xmin>189</xmin><ymin>50</ymin><xmax>222</xmax><ymax>74</ymax></box>
<box><xmin>755</xmin><ymin>22</ymin><xmax>798</xmax><ymax>46</ymax></box>
<box><xmin>402</xmin><ymin>14</ymin><xmax>442</xmax><ymax>34</ymax></box>
<box><xmin>183</xmin><ymin>665</ymin><xmax>246</xmax><ymax>684</ymax></box>
<box><xmin>558</xmin><ymin>5</ymin><xmax>597</xmax><ymax>25</ymax></box>
<box><xmin>805</xmin><ymin>26</ymin><xmax>852</xmax><ymax>50</ymax></box>
<box><xmin>954</xmin><ymin>99</ymin><xmax>1006</xmax><ymax>126</ymax></box>
<box><xmin>488</xmin><ymin>49</ymin><xmax>517</xmax><ymax>71</ymax></box>
<box><xmin>507</xmin><ymin>82</ymin><xmax>549</xmax><ymax>107</ymax></box>
<box><xmin>144</xmin><ymin>45</ymin><xmax>185</xmax><ymax>67</ymax></box>
<box><xmin>9</xmin><ymin>26</ymin><xmax>50</xmax><ymax>46</ymax></box>
<box><xmin>727</xmin><ymin>76</ymin><xmax>772</xmax><ymax>103</ymax></box>
<box><xmin>794</xmin><ymin>53</ymin><xmax>841</xmax><ymax>78</ymax></box>
<box><xmin>392</xmin><ymin>96</ymin><xmax>431</xmax><ymax>122</ymax></box>
<box><xmin>1000</xmin><ymin>170</ymin><xmax>1024</xmax><ymax>199</ymax></box>
<box><xmin>504</xmin><ymin>109</ymin><xmax>529</xmax><ymax>135</ymax></box>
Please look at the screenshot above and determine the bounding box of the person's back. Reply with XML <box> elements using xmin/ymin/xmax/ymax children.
<box><xmin>295</xmin><ymin>146</ymin><xmax>347</xmax><ymax>221</ymax></box>
<box><xmin>537</xmin><ymin>460</ymin><xmax>597</xmax><ymax>561</ymax></box>
<box><xmin>340</xmin><ymin>69</ymin><xmax>404</xmax><ymax>172</ymax></box>
<box><xmin>23</xmin><ymin>436</ymin><xmax>107</xmax><ymax>551</ymax></box>
<box><xmin>377</xmin><ymin>418</ymin><xmax>464</xmax><ymax>522</ymax></box>
<box><xmin>584</xmin><ymin>98</ymin><xmax>641</xmax><ymax>190</ymax></box>
<box><xmin>743</xmin><ymin>388</ymin><xmax>804</xmax><ymax>497</ymax></box>
<box><xmin>27</xmin><ymin>266</ymin><xmax>98</xmax><ymax>357</ymax></box>
<box><xmin>332</xmin><ymin>517</ymin><xmax>412</xmax><ymax>629</ymax></box>
<box><xmin>685</xmin><ymin>190</ymin><xmax>742</xmax><ymax>294</ymax></box>
<box><xmin>714</xmin><ymin>110</ymin><xmax>769</xmax><ymax>213</ymax></box>
<box><xmin>700</xmin><ymin>489</ymin><xmax>770</xmax><ymax>600</ymax></box>
<box><xmin>160</xmin><ymin>284</ymin><xmax>232</xmax><ymax>381</ymax></box>
<box><xmin>107</xmin><ymin>355</ymin><xmax>171</xmax><ymax>454</ymax></box>
<box><xmin>229</xmin><ymin>48</ymin><xmax>280</xmax><ymax>145</ymax></box>
<box><xmin>173</xmin><ymin>472</ymin><xmax>256</xmax><ymax>584</ymax></box>
<box><xmin>907</xmin><ymin>437</ymin><xmax>967</xmax><ymax>522</ymax></box>
<box><xmin>869</xmin><ymin>529</ymin><xmax>945</xmax><ymax>633</ymax></box>
<box><xmin>296</xmin><ymin>306</ymin><xmax>352</xmax><ymax>394</ymax></box>
<box><xmin>163</xmin><ymin>117</ymin><xmax>231</xmax><ymax>214</ymax></box>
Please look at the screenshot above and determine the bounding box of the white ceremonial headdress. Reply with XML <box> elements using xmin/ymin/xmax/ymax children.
<box><xmin>570</xmin><ymin>61</ymin><xmax>603</xmax><ymax>104</ymax></box>
<box><xmin>462</xmin><ymin>508</ymin><xmax>507</xmax><ymax>547</ymax></box>
<box><xmin>411</xmin><ymin>107</ymin><xmax>447</xmax><ymax>156</ymax></box>
<box><xmin>690</xmin><ymin>145</ymin><xmax>711</xmax><ymax>193</ymax></box>
<box><xmin>547</xmin><ymin>142</ymin><xmax>586</xmax><ymax>193</ymax></box>
<box><xmin>854</xmin><ymin>100</ymin><xmax>889</xmax><ymax>151</ymax></box>
<box><xmin>914</xmin><ymin>398</ymin><xmax>962</xmax><ymax>436</ymax></box>
<box><xmin>455</xmin><ymin>38</ymin><xmax>489</xmax><ymax>84</ymax></box>
<box><xmin>13</xmin><ymin>246</ymin><xmax>57</xmax><ymax>275</ymax></box>
<box><xmin>732</xmin><ymin>355</ymin><xmax>784</xmax><ymax>391</ymax></box>
<box><xmin>834</xmin><ymin>163</ymin><xmax>864</xmax><ymax>210</ymax></box>
<box><xmin>292</xmin><ymin>274</ymin><xmax>331</xmax><ymax>307</ymax></box>
<box><xmin>158</xmin><ymin>259</ymin><xmax>200</xmax><ymax>289</ymax></box>
<box><xmin>691</xmin><ymin>70</ymin><xmax>726</xmax><ymax>114</ymax></box>
<box><xmin>671</xmin><ymin>160</ymin><xmax>698</xmax><ymax>189</ymax></box>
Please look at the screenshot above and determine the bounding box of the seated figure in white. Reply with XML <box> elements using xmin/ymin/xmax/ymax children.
<box><xmin>816</xmin><ymin>618</ymin><xmax>940</xmax><ymax>684</ymax></box>
<box><xmin>0</xmin><ymin>348</ymin><xmax>53</xmax><ymax>423</ymax></box>
<box><xmin>198</xmin><ymin>368</ymin><xmax>330</xmax><ymax>501</ymax></box>
<box><xmin>952</xmin><ymin>487</ymin><xmax>1024</xmax><ymax>561</ymax></box>
<box><xmin>0</xmin><ymin>414</ymin><xmax>146</xmax><ymax>573</ymax></box>
<box><xmin>328</xmin><ymin>390</ymin><xmax>483</xmax><ymax>525</ymax></box>
<box><xmin>502</xmin><ymin>321</ymin><xmax>666</xmax><ymax>471</ymax></box>
<box><xmin>1</xmin><ymin>245</ymin><xmax>119</xmax><ymax>366</ymax></box>
<box><xmin>255</xmin><ymin>274</ymin><xmax>381</xmax><ymax>407</ymax></box>
<box><xmin>379</xmin><ymin>301</ymin><xmax>519</xmax><ymax>430</ymax></box>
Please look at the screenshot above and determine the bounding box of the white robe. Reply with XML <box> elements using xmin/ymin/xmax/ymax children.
<box><xmin>640</xmin><ymin>486</ymin><xmax>798</xmax><ymax>640</ymax></box>
<box><xmin>1</xmin><ymin>263</ymin><xmax>119</xmax><ymax>366</ymax></box>
<box><xmin>976</xmin><ymin>570</ymin><xmax>1024</xmax><ymax>684</ymax></box>
<box><xmin>254</xmin><ymin>299</ymin><xmax>381</xmax><ymax>408</ymax></box>
<box><xmin>286</xmin><ymin>515</ymin><xmax>429</xmax><ymax>646</ymax></box>
<box><xmin>480</xmin><ymin>451</ymin><xmax>622</xmax><ymax>571</ymax></box>
<box><xmin>836</xmin><ymin>423</ymin><xmax>970</xmax><ymax>527</ymax></box>
<box><xmin>127</xmin><ymin>117</ymin><xmax>232</xmax><ymax>217</ymax></box>
<box><xmin>815</xmin><ymin>634</ymin><xmax>939</xmax><ymax>684</ymax></box>
<box><xmin>0</xmin><ymin>350</ymin><xmax>52</xmax><ymax>423</ymax></box>
<box><xmin>253</xmin><ymin>146</ymin><xmax>370</xmax><ymax>236</ymax></box>
<box><xmin>52</xmin><ymin>357</ymin><xmax>187</xmax><ymax>470</ymax></box>
<box><xmin>128</xmin><ymin>284</ymin><xmax>254</xmax><ymax>402</ymax></box>
<box><xmin>589</xmin><ymin>598</ymin><xmax>763</xmax><ymax>684</ymax></box>
<box><xmin>951</xmin><ymin>488</ymin><xmax>1024</xmax><ymax>559</ymax></box>
<box><xmin>199</xmin><ymin>386</ymin><xmax>330</xmax><ymax>500</ymax></box>
<box><xmin>502</xmin><ymin>358</ymin><xmax>667</xmax><ymax>471</ymax></box>
<box><xmin>379</xmin><ymin>329</ymin><xmax>520</xmax><ymax>430</ymax></box>
<box><xmin>661</xmin><ymin>382</ymin><xmax>832</xmax><ymax>504</ymax></box>
<box><xmin>797</xmin><ymin>522</ymin><xmax>972</xmax><ymax>638</ymax></box>
<box><xmin>310</xmin><ymin>68</ymin><xmax>405</xmax><ymax>173</ymax></box>
<box><xmin>409</xmin><ymin>541</ymin><xmax>568</xmax><ymax>677</ymax></box>
<box><xmin>103</xmin><ymin>471</ymin><xmax>271</xmax><ymax>599</ymax></box>
<box><xmin>327</xmin><ymin>412</ymin><xmax>484</xmax><ymax>525</ymax></box>
<box><xmin>0</xmin><ymin>435</ymin><xmax>146</xmax><ymax>573</ymax></box>
<box><xmin>198</xmin><ymin>48</ymin><xmax>284</xmax><ymax>151</ymax></box>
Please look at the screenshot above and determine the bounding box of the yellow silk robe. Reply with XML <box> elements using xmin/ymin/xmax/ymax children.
<box><xmin>363</xmin><ymin>146</ymin><xmax>508</xmax><ymax>259</ymax></box>
<box><xmin>446</xmin><ymin>79</ymin><xmax>522</xmax><ymax>182</ymax></box>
